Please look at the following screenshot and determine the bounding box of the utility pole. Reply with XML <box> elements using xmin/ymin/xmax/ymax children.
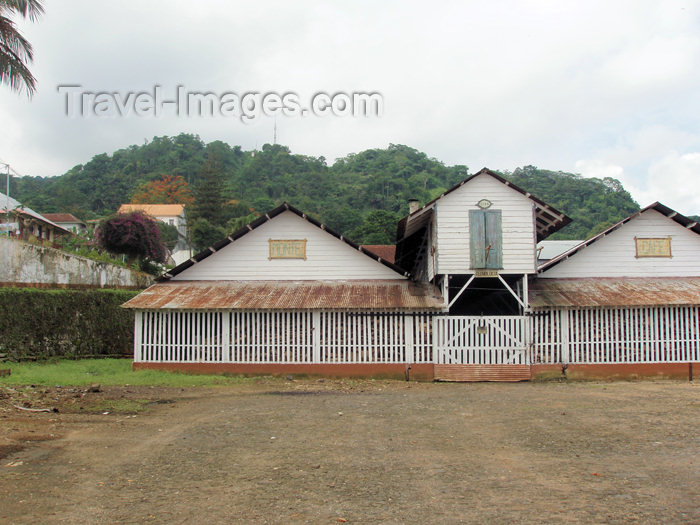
<box><xmin>1</xmin><ymin>162</ymin><xmax>9</xmax><ymax>234</ymax></box>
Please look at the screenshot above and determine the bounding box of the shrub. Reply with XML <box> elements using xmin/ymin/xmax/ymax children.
<box><xmin>96</xmin><ymin>211</ymin><xmax>166</xmax><ymax>263</ymax></box>
<box><xmin>0</xmin><ymin>288</ymin><xmax>139</xmax><ymax>360</ymax></box>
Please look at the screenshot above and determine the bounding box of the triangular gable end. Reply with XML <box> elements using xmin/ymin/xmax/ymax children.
<box><xmin>537</xmin><ymin>202</ymin><xmax>700</xmax><ymax>278</ymax></box>
<box><xmin>397</xmin><ymin>168</ymin><xmax>571</xmax><ymax>242</ymax></box>
<box><xmin>161</xmin><ymin>203</ymin><xmax>410</xmax><ymax>281</ymax></box>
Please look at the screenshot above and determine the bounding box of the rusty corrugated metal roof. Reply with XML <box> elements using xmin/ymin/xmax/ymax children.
<box><xmin>361</xmin><ymin>245</ymin><xmax>396</xmax><ymax>263</ymax></box>
<box><xmin>42</xmin><ymin>213</ymin><xmax>84</xmax><ymax>224</ymax></box>
<box><xmin>122</xmin><ymin>280</ymin><xmax>445</xmax><ymax>310</ymax></box>
<box><xmin>529</xmin><ymin>277</ymin><xmax>700</xmax><ymax>309</ymax></box>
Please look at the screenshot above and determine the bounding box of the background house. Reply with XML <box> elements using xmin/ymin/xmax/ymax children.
<box><xmin>117</xmin><ymin>203</ymin><xmax>190</xmax><ymax>264</ymax></box>
<box><xmin>0</xmin><ymin>191</ymin><xmax>72</xmax><ymax>243</ymax></box>
<box><xmin>42</xmin><ymin>213</ymin><xmax>87</xmax><ymax>235</ymax></box>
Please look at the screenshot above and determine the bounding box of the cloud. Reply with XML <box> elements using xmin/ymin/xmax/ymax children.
<box><xmin>646</xmin><ymin>152</ymin><xmax>700</xmax><ymax>215</ymax></box>
<box><xmin>576</xmin><ymin>151</ymin><xmax>700</xmax><ymax>216</ymax></box>
<box><xmin>1</xmin><ymin>0</ymin><xmax>700</xmax><ymax>214</ymax></box>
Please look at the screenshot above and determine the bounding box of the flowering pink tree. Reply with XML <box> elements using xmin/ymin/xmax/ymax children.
<box><xmin>96</xmin><ymin>211</ymin><xmax>166</xmax><ymax>264</ymax></box>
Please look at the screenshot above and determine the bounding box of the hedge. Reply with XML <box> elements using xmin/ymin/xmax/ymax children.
<box><xmin>0</xmin><ymin>288</ymin><xmax>140</xmax><ymax>360</ymax></box>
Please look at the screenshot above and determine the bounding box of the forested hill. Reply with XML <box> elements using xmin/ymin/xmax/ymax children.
<box><xmin>11</xmin><ymin>133</ymin><xmax>643</xmax><ymax>243</ymax></box>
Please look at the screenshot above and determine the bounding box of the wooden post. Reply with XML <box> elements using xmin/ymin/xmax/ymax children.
<box><xmin>133</xmin><ymin>311</ymin><xmax>143</xmax><ymax>363</ymax></box>
<box><xmin>442</xmin><ymin>275</ymin><xmax>449</xmax><ymax>308</ymax></box>
<box><xmin>523</xmin><ymin>315</ymin><xmax>532</xmax><ymax>365</ymax></box>
<box><xmin>561</xmin><ymin>310</ymin><xmax>570</xmax><ymax>365</ymax></box>
<box><xmin>312</xmin><ymin>311</ymin><xmax>321</xmax><ymax>363</ymax></box>
<box><xmin>222</xmin><ymin>312</ymin><xmax>231</xmax><ymax>363</ymax></box>
<box><xmin>404</xmin><ymin>315</ymin><xmax>415</xmax><ymax>364</ymax></box>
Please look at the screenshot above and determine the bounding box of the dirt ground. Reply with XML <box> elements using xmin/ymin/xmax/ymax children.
<box><xmin>0</xmin><ymin>379</ymin><xmax>698</xmax><ymax>524</ymax></box>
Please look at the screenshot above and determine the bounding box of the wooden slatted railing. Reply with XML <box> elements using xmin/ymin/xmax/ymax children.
<box><xmin>134</xmin><ymin>310</ymin><xmax>433</xmax><ymax>364</ymax></box>
<box><xmin>132</xmin><ymin>307</ymin><xmax>700</xmax><ymax>366</ymax></box>
<box><xmin>532</xmin><ymin>306</ymin><xmax>700</xmax><ymax>364</ymax></box>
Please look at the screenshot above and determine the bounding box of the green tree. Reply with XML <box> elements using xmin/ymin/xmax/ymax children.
<box><xmin>156</xmin><ymin>221</ymin><xmax>180</xmax><ymax>251</ymax></box>
<box><xmin>190</xmin><ymin>217</ymin><xmax>226</xmax><ymax>252</ymax></box>
<box><xmin>191</xmin><ymin>152</ymin><xmax>226</xmax><ymax>226</ymax></box>
<box><xmin>349</xmin><ymin>210</ymin><xmax>401</xmax><ymax>244</ymax></box>
<box><xmin>0</xmin><ymin>0</ymin><xmax>44</xmax><ymax>96</ymax></box>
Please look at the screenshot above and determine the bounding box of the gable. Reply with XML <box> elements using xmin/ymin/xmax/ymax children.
<box><xmin>171</xmin><ymin>210</ymin><xmax>406</xmax><ymax>281</ymax></box>
<box><xmin>539</xmin><ymin>209</ymin><xmax>700</xmax><ymax>278</ymax></box>
<box><xmin>436</xmin><ymin>173</ymin><xmax>537</xmax><ymax>274</ymax></box>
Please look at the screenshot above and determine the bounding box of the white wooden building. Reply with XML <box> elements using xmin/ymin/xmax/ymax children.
<box><xmin>529</xmin><ymin>202</ymin><xmax>700</xmax><ymax>377</ymax></box>
<box><xmin>123</xmin><ymin>203</ymin><xmax>444</xmax><ymax>379</ymax></box>
<box><xmin>395</xmin><ymin>168</ymin><xmax>570</xmax><ymax>316</ymax></box>
<box><xmin>123</xmin><ymin>173</ymin><xmax>699</xmax><ymax>381</ymax></box>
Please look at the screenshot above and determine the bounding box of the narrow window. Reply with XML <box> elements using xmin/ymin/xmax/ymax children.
<box><xmin>469</xmin><ymin>209</ymin><xmax>502</xmax><ymax>269</ymax></box>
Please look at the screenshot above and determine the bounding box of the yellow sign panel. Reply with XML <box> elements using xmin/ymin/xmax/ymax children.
<box><xmin>474</xmin><ymin>269</ymin><xmax>499</xmax><ymax>278</ymax></box>
<box><xmin>635</xmin><ymin>237</ymin><xmax>671</xmax><ymax>258</ymax></box>
<box><xmin>269</xmin><ymin>239</ymin><xmax>307</xmax><ymax>259</ymax></box>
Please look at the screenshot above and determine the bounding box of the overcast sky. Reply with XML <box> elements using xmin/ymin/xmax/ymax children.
<box><xmin>1</xmin><ymin>1</ymin><xmax>699</xmax><ymax>214</ymax></box>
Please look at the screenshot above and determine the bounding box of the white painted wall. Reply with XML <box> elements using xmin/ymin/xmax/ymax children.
<box><xmin>435</xmin><ymin>174</ymin><xmax>537</xmax><ymax>274</ymax></box>
<box><xmin>172</xmin><ymin>211</ymin><xmax>405</xmax><ymax>281</ymax></box>
<box><xmin>539</xmin><ymin>209</ymin><xmax>700</xmax><ymax>278</ymax></box>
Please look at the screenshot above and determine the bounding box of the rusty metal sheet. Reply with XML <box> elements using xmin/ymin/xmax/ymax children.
<box><xmin>122</xmin><ymin>280</ymin><xmax>445</xmax><ymax>311</ymax></box>
<box><xmin>529</xmin><ymin>277</ymin><xmax>700</xmax><ymax>309</ymax></box>
<box><xmin>360</xmin><ymin>245</ymin><xmax>396</xmax><ymax>263</ymax></box>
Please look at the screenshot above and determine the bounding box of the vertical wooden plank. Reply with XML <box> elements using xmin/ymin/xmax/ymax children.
<box><xmin>281</xmin><ymin>311</ymin><xmax>287</xmax><ymax>363</ymax></box>
<box><xmin>134</xmin><ymin>311</ymin><xmax>143</xmax><ymax>363</ymax></box>
<box><xmin>693</xmin><ymin>307</ymin><xmax>698</xmax><ymax>362</ymax></box>
<box><xmin>312</xmin><ymin>311</ymin><xmax>321</xmax><ymax>363</ymax></box>
<box><xmin>232</xmin><ymin>312</ymin><xmax>237</xmax><ymax>362</ymax></box>
<box><xmin>681</xmin><ymin>306</ymin><xmax>693</xmax><ymax>362</ymax></box>
<box><xmin>156</xmin><ymin>311</ymin><xmax>162</xmax><ymax>362</ymax></box>
<box><xmin>222</xmin><ymin>311</ymin><xmax>230</xmax><ymax>363</ymax></box>
<box><xmin>469</xmin><ymin>210</ymin><xmax>486</xmax><ymax>268</ymax></box>
<box><xmin>484</xmin><ymin>210</ymin><xmax>503</xmax><ymax>269</ymax></box>
<box><xmin>663</xmin><ymin>306</ymin><xmax>669</xmax><ymax>362</ymax></box>
<box><xmin>405</xmin><ymin>315</ymin><xmax>415</xmax><ymax>364</ymax></box>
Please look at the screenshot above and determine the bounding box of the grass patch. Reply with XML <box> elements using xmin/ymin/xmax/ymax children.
<box><xmin>0</xmin><ymin>359</ymin><xmax>253</xmax><ymax>387</ymax></box>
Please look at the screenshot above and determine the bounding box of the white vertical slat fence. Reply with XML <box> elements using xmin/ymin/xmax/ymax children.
<box><xmin>134</xmin><ymin>307</ymin><xmax>700</xmax><ymax>366</ymax></box>
<box><xmin>134</xmin><ymin>310</ymin><xmax>433</xmax><ymax>364</ymax></box>
<box><xmin>532</xmin><ymin>306</ymin><xmax>700</xmax><ymax>364</ymax></box>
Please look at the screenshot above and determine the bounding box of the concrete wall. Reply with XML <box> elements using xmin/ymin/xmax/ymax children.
<box><xmin>0</xmin><ymin>237</ymin><xmax>153</xmax><ymax>289</ymax></box>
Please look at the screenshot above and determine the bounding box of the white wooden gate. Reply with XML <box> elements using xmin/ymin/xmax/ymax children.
<box><xmin>433</xmin><ymin>315</ymin><xmax>531</xmax><ymax>381</ymax></box>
